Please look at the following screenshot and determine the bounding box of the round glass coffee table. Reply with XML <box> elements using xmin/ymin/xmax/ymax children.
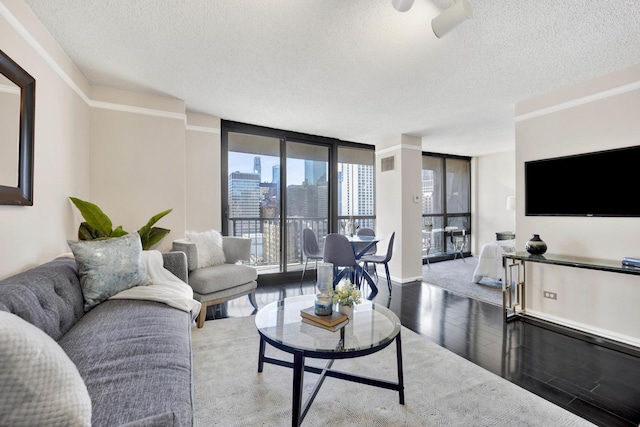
<box><xmin>255</xmin><ymin>294</ymin><xmax>404</xmax><ymax>427</ymax></box>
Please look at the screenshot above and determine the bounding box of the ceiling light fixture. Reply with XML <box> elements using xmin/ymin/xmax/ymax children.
<box><xmin>431</xmin><ymin>0</ymin><xmax>473</xmax><ymax>38</ymax></box>
<box><xmin>392</xmin><ymin>0</ymin><xmax>416</xmax><ymax>12</ymax></box>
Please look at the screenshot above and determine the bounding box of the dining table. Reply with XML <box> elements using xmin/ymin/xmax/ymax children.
<box><xmin>335</xmin><ymin>234</ymin><xmax>382</xmax><ymax>300</ymax></box>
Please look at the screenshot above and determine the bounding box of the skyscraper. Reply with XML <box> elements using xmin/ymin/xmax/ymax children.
<box><xmin>228</xmin><ymin>171</ymin><xmax>260</xmax><ymax>234</ymax></box>
<box><xmin>338</xmin><ymin>163</ymin><xmax>374</xmax><ymax>217</ymax></box>
<box><xmin>304</xmin><ymin>160</ymin><xmax>327</xmax><ymax>185</ymax></box>
<box><xmin>253</xmin><ymin>157</ymin><xmax>261</xmax><ymax>177</ymax></box>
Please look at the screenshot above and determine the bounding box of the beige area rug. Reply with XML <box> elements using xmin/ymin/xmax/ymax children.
<box><xmin>191</xmin><ymin>316</ymin><xmax>594</xmax><ymax>427</ymax></box>
<box><xmin>422</xmin><ymin>257</ymin><xmax>505</xmax><ymax>306</ymax></box>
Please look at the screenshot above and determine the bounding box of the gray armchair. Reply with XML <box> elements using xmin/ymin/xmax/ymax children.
<box><xmin>172</xmin><ymin>236</ymin><xmax>258</xmax><ymax>328</ymax></box>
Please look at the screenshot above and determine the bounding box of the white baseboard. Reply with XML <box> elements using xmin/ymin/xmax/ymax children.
<box><xmin>526</xmin><ymin>309</ymin><xmax>640</xmax><ymax>349</ymax></box>
<box><xmin>392</xmin><ymin>276</ymin><xmax>422</xmax><ymax>284</ymax></box>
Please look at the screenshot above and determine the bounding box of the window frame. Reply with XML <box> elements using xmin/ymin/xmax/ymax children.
<box><xmin>421</xmin><ymin>151</ymin><xmax>472</xmax><ymax>263</ymax></box>
<box><xmin>221</xmin><ymin>120</ymin><xmax>375</xmax><ymax>283</ymax></box>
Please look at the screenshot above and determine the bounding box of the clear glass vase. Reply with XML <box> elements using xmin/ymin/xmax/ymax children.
<box><xmin>314</xmin><ymin>262</ymin><xmax>334</xmax><ymax>315</ymax></box>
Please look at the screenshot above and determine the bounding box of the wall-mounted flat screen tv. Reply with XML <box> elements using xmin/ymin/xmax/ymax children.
<box><xmin>525</xmin><ymin>145</ymin><xmax>640</xmax><ymax>217</ymax></box>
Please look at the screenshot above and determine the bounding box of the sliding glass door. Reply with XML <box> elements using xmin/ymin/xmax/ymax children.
<box><xmin>444</xmin><ymin>158</ymin><xmax>470</xmax><ymax>255</ymax></box>
<box><xmin>222</xmin><ymin>121</ymin><xmax>375</xmax><ymax>281</ymax></box>
<box><xmin>422</xmin><ymin>153</ymin><xmax>471</xmax><ymax>262</ymax></box>
<box><xmin>226</xmin><ymin>132</ymin><xmax>281</xmax><ymax>272</ymax></box>
<box><xmin>422</xmin><ymin>156</ymin><xmax>444</xmax><ymax>255</ymax></box>
<box><xmin>226</xmin><ymin>135</ymin><xmax>330</xmax><ymax>275</ymax></box>
<box><xmin>285</xmin><ymin>140</ymin><xmax>329</xmax><ymax>273</ymax></box>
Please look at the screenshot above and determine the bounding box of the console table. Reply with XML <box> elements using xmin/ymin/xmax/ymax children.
<box><xmin>502</xmin><ymin>252</ymin><xmax>640</xmax><ymax>322</ymax></box>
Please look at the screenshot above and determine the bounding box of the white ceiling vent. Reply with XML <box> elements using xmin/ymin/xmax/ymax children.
<box><xmin>381</xmin><ymin>155</ymin><xmax>395</xmax><ymax>172</ymax></box>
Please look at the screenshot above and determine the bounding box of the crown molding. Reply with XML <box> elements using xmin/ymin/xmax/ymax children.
<box><xmin>89</xmin><ymin>100</ymin><xmax>186</xmax><ymax>121</ymax></box>
<box><xmin>1</xmin><ymin>1</ymin><xmax>91</xmax><ymax>105</ymax></box>
<box><xmin>376</xmin><ymin>143</ymin><xmax>423</xmax><ymax>156</ymax></box>
<box><xmin>185</xmin><ymin>124</ymin><xmax>221</xmax><ymax>134</ymax></box>
<box><xmin>0</xmin><ymin>83</ymin><xmax>20</xmax><ymax>95</ymax></box>
<box><xmin>515</xmin><ymin>80</ymin><xmax>640</xmax><ymax>122</ymax></box>
<box><xmin>1</xmin><ymin>2</ymin><xmax>186</xmax><ymax>121</ymax></box>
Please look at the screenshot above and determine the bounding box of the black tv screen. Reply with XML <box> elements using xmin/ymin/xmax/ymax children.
<box><xmin>525</xmin><ymin>145</ymin><xmax>640</xmax><ymax>217</ymax></box>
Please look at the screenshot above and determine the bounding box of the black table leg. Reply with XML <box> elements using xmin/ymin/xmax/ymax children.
<box><xmin>396</xmin><ymin>332</ymin><xmax>405</xmax><ymax>404</ymax></box>
<box><xmin>258</xmin><ymin>336</ymin><xmax>266</xmax><ymax>373</ymax></box>
<box><xmin>292</xmin><ymin>350</ymin><xmax>305</xmax><ymax>427</ymax></box>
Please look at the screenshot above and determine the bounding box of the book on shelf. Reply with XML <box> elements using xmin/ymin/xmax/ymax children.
<box><xmin>300</xmin><ymin>306</ymin><xmax>348</xmax><ymax>327</ymax></box>
<box><xmin>301</xmin><ymin>317</ymin><xmax>349</xmax><ymax>332</ymax></box>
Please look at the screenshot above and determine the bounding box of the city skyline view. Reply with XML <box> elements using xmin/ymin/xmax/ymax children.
<box><xmin>228</xmin><ymin>152</ymin><xmax>306</xmax><ymax>185</ymax></box>
<box><xmin>228</xmin><ymin>152</ymin><xmax>376</xmax><ymax>216</ymax></box>
<box><xmin>227</xmin><ymin>151</ymin><xmax>376</xmax><ymax>267</ymax></box>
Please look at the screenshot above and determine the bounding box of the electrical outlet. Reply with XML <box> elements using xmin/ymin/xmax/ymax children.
<box><xmin>543</xmin><ymin>291</ymin><xmax>557</xmax><ymax>300</ymax></box>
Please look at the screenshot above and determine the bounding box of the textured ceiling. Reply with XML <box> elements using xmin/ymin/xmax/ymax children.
<box><xmin>22</xmin><ymin>0</ymin><xmax>640</xmax><ymax>156</ymax></box>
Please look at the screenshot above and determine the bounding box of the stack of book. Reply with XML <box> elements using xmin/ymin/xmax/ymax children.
<box><xmin>622</xmin><ymin>257</ymin><xmax>640</xmax><ymax>269</ymax></box>
<box><xmin>300</xmin><ymin>306</ymin><xmax>348</xmax><ymax>331</ymax></box>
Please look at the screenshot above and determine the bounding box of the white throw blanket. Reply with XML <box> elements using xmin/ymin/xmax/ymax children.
<box><xmin>110</xmin><ymin>250</ymin><xmax>201</xmax><ymax>321</ymax></box>
<box><xmin>472</xmin><ymin>239</ymin><xmax>516</xmax><ymax>283</ymax></box>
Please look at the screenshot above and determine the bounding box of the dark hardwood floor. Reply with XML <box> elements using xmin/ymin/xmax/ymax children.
<box><xmin>212</xmin><ymin>275</ymin><xmax>640</xmax><ymax>427</ymax></box>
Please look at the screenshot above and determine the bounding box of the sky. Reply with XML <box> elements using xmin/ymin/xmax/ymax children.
<box><xmin>228</xmin><ymin>152</ymin><xmax>305</xmax><ymax>185</ymax></box>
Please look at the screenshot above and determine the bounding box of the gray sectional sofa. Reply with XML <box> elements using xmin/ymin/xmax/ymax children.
<box><xmin>0</xmin><ymin>252</ymin><xmax>194</xmax><ymax>427</ymax></box>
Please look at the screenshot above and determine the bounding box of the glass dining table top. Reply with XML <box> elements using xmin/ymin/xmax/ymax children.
<box><xmin>345</xmin><ymin>234</ymin><xmax>381</xmax><ymax>259</ymax></box>
<box><xmin>255</xmin><ymin>295</ymin><xmax>401</xmax><ymax>356</ymax></box>
<box><xmin>345</xmin><ymin>235</ymin><xmax>378</xmax><ymax>243</ymax></box>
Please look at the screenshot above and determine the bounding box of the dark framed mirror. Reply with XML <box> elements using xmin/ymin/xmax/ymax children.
<box><xmin>0</xmin><ymin>49</ymin><xmax>35</xmax><ymax>206</ymax></box>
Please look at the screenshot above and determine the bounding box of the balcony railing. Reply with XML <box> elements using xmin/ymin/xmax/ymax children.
<box><xmin>228</xmin><ymin>216</ymin><xmax>375</xmax><ymax>273</ymax></box>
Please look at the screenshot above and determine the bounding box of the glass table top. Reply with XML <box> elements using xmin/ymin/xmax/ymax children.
<box><xmin>345</xmin><ymin>235</ymin><xmax>379</xmax><ymax>243</ymax></box>
<box><xmin>255</xmin><ymin>295</ymin><xmax>401</xmax><ymax>355</ymax></box>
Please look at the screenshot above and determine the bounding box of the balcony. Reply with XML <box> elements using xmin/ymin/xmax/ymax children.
<box><xmin>228</xmin><ymin>216</ymin><xmax>375</xmax><ymax>274</ymax></box>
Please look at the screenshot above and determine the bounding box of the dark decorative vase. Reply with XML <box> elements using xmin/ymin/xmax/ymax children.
<box><xmin>525</xmin><ymin>234</ymin><xmax>547</xmax><ymax>255</ymax></box>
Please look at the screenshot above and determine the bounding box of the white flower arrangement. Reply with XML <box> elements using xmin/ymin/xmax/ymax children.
<box><xmin>330</xmin><ymin>280</ymin><xmax>362</xmax><ymax>307</ymax></box>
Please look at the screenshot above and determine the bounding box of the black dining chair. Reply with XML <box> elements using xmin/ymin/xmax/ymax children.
<box><xmin>300</xmin><ymin>228</ymin><xmax>324</xmax><ymax>286</ymax></box>
<box><xmin>359</xmin><ymin>232</ymin><xmax>395</xmax><ymax>295</ymax></box>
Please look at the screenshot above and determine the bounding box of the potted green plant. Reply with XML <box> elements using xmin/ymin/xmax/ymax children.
<box><xmin>331</xmin><ymin>280</ymin><xmax>362</xmax><ymax>318</ymax></box>
<box><xmin>69</xmin><ymin>197</ymin><xmax>172</xmax><ymax>250</ymax></box>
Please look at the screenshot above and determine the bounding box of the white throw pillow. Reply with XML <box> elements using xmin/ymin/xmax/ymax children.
<box><xmin>0</xmin><ymin>311</ymin><xmax>92</xmax><ymax>427</ymax></box>
<box><xmin>186</xmin><ymin>229</ymin><xmax>226</xmax><ymax>268</ymax></box>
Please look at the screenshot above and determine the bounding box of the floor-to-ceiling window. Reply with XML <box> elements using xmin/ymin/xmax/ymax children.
<box><xmin>285</xmin><ymin>140</ymin><xmax>330</xmax><ymax>274</ymax></box>
<box><xmin>337</xmin><ymin>146</ymin><xmax>376</xmax><ymax>231</ymax></box>
<box><xmin>222</xmin><ymin>121</ymin><xmax>375</xmax><ymax>282</ymax></box>
<box><xmin>226</xmin><ymin>132</ymin><xmax>281</xmax><ymax>271</ymax></box>
<box><xmin>422</xmin><ymin>152</ymin><xmax>471</xmax><ymax>262</ymax></box>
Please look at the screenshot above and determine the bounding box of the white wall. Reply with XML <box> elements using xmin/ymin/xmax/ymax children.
<box><xmin>185</xmin><ymin>113</ymin><xmax>222</xmax><ymax>233</ymax></box>
<box><xmin>0</xmin><ymin>0</ymin><xmax>222</xmax><ymax>278</ymax></box>
<box><xmin>88</xmin><ymin>87</ymin><xmax>188</xmax><ymax>252</ymax></box>
<box><xmin>473</xmin><ymin>150</ymin><xmax>516</xmax><ymax>253</ymax></box>
<box><xmin>375</xmin><ymin>135</ymin><xmax>423</xmax><ymax>283</ymax></box>
<box><xmin>515</xmin><ymin>64</ymin><xmax>640</xmax><ymax>346</ymax></box>
<box><xmin>0</xmin><ymin>0</ymin><xmax>90</xmax><ymax>279</ymax></box>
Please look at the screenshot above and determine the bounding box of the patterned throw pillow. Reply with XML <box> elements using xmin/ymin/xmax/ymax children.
<box><xmin>0</xmin><ymin>311</ymin><xmax>92</xmax><ymax>427</ymax></box>
<box><xmin>68</xmin><ymin>232</ymin><xmax>151</xmax><ymax>311</ymax></box>
<box><xmin>185</xmin><ymin>229</ymin><xmax>226</xmax><ymax>268</ymax></box>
